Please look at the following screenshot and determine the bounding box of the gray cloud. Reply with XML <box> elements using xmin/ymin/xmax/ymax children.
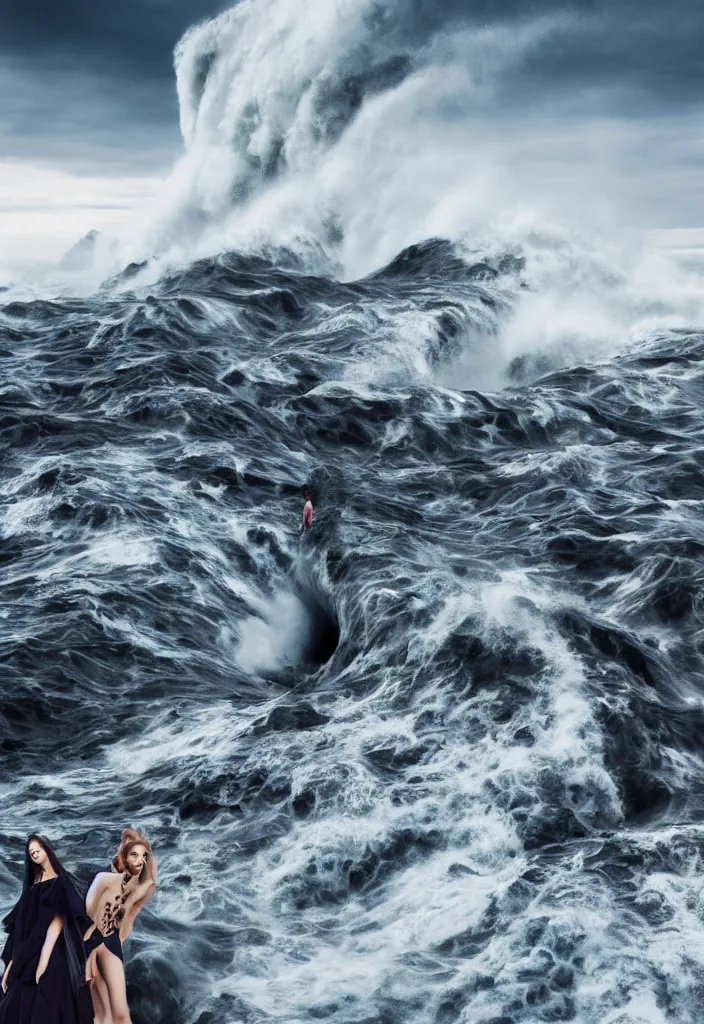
<box><xmin>0</xmin><ymin>0</ymin><xmax>227</xmax><ymax>78</ymax></box>
<box><xmin>0</xmin><ymin>57</ymin><xmax>180</xmax><ymax>174</ymax></box>
<box><xmin>4</xmin><ymin>0</ymin><xmax>704</xmax><ymax>99</ymax></box>
<box><xmin>515</xmin><ymin>4</ymin><xmax>704</xmax><ymax>105</ymax></box>
<box><xmin>377</xmin><ymin>0</ymin><xmax>704</xmax><ymax>107</ymax></box>
<box><xmin>0</xmin><ymin>0</ymin><xmax>226</xmax><ymax>174</ymax></box>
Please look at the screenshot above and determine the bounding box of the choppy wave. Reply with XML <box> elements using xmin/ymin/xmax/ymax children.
<box><xmin>1</xmin><ymin>235</ymin><xmax>704</xmax><ymax>1023</ymax></box>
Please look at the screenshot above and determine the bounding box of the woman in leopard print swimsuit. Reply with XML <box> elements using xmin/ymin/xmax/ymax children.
<box><xmin>83</xmin><ymin>830</ymin><xmax>157</xmax><ymax>1024</ymax></box>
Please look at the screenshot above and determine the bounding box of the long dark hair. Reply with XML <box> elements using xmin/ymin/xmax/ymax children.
<box><xmin>23</xmin><ymin>834</ymin><xmax>66</xmax><ymax>891</ymax></box>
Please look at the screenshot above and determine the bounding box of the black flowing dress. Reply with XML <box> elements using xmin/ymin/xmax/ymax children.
<box><xmin>0</xmin><ymin>876</ymin><xmax>93</xmax><ymax>1024</ymax></box>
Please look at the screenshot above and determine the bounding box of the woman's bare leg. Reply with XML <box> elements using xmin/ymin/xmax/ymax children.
<box><xmin>90</xmin><ymin>964</ymin><xmax>114</xmax><ymax>1024</ymax></box>
<box><xmin>86</xmin><ymin>947</ymin><xmax>112</xmax><ymax>1024</ymax></box>
<box><xmin>96</xmin><ymin>945</ymin><xmax>131</xmax><ymax>1024</ymax></box>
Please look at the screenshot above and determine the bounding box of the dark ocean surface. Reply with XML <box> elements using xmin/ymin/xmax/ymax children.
<box><xmin>1</xmin><ymin>236</ymin><xmax>704</xmax><ymax>1024</ymax></box>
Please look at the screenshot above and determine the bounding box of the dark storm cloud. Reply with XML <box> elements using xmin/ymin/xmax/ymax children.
<box><xmin>0</xmin><ymin>56</ymin><xmax>181</xmax><ymax>173</ymax></box>
<box><xmin>0</xmin><ymin>0</ymin><xmax>227</xmax><ymax>79</ymax></box>
<box><xmin>3</xmin><ymin>0</ymin><xmax>703</xmax><ymax>96</ymax></box>
<box><xmin>388</xmin><ymin>0</ymin><xmax>704</xmax><ymax>105</ymax></box>
<box><xmin>1</xmin><ymin>0</ymin><xmax>703</xmax><ymax>175</ymax></box>
<box><xmin>515</xmin><ymin>1</ymin><xmax>704</xmax><ymax>105</ymax></box>
<box><xmin>0</xmin><ymin>0</ymin><xmax>226</xmax><ymax>173</ymax></box>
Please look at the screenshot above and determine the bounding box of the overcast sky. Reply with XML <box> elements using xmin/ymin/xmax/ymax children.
<box><xmin>1</xmin><ymin>0</ymin><xmax>703</xmax><ymax>269</ymax></box>
<box><xmin>0</xmin><ymin>0</ymin><xmax>226</xmax><ymax>267</ymax></box>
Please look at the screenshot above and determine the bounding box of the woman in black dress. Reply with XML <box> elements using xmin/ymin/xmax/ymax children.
<box><xmin>0</xmin><ymin>835</ymin><xmax>92</xmax><ymax>1024</ymax></box>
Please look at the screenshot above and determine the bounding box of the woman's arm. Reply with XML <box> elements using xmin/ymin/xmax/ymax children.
<box><xmin>35</xmin><ymin>915</ymin><xmax>63</xmax><ymax>984</ymax></box>
<box><xmin>133</xmin><ymin>851</ymin><xmax>158</xmax><ymax>906</ymax></box>
<box><xmin>2</xmin><ymin>899</ymin><xmax>19</xmax><ymax>970</ymax></box>
<box><xmin>1</xmin><ymin>896</ymin><xmax>20</xmax><ymax>990</ymax></box>
<box><xmin>120</xmin><ymin>854</ymin><xmax>158</xmax><ymax>940</ymax></box>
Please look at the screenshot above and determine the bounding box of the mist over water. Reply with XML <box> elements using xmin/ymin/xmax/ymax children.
<box><xmin>124</xmin><ymin>0</ymin><xmax>640</xmax><ymax>274</ymax></box>
<box><xmin>2</xmin><ymin>2</ymin><xmax>704</xmax><ymax>1024</ymax></box>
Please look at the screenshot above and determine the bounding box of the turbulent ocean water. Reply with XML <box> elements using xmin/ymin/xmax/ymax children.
<box><xmin>3</xmin><ymin>1</ymin><xmax>704</xmax><ymax>1022</ymax></box>
<box><xmin>2</xmin><ymin>235</ymin><xmax>704</xmax><ymax>1024</ymax></box>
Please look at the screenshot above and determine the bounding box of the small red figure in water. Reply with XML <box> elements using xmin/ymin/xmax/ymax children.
<box><xmin>302</xmin><ymin>489</ymin><xmax>313</xmax><ymax>530</ymax></box>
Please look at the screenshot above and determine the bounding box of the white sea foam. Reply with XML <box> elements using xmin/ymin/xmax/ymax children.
<box><xmin>236</xmin><ymin>590</ymin><xmax>313</xmax><ymax>674</ymax></box>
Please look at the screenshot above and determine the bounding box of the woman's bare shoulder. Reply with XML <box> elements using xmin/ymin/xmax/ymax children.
<box><xmin>91</xmin><ymin>871</ymin><xmax>117</xmax><ymax>889</ymax></box>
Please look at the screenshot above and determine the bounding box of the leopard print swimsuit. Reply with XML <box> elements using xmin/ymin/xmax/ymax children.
<box><xmin>84</xmin><ymin>872</ymin><xmax>133</xmax><ymax>963</ymax></box>
<box><xmin>99</xmin><ymin>872</ymin><xmax>131</xmax><ymax>937</ymax></box>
